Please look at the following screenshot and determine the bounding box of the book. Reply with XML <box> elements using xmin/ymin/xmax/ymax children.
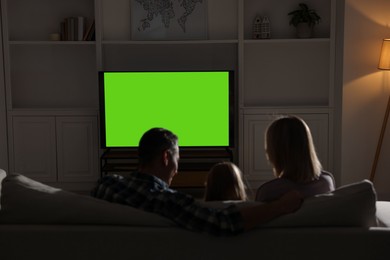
<box><xmin>67</xmin><ymin>17</ymin><xmax>76</xmax><ymax>41</ymax></box>
<box><xmin>83</xmin><ymin>19</ymin><xmax>95</xmax><ymax>41</ymax></box>
<box><xmin>60</xmin><ymin>21</ymin><xmax>66</xmax><ymax>40</ymax></box>
<box><xmin>61</xmin><ymin>16</ymin><xmax>86</xmax><ymax>41</ymax></box>
<box><xmin>77</xmin><ymin>16</ymin><xmax>85</xmax><ymax>41</ymax></box>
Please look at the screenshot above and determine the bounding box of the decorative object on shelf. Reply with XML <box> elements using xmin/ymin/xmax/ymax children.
<box><xmin>49</xmin><ymin>33</ymin><xmax>61</xmax><ymax>41</ymax></box>
<box><xmin>252</xmin><ymin>15</ymin><xmax>262</xmax><ymax>39</ymax></box>
<box><xmin>131</xmin><ymin>0</ymin><xmax>208</xmax><ymax>40</ymax></box>
<box><xmin>370</xmin><ymin>39</ymin><xmax>390</xmax><ymax>182</ymax></box>
<box><xmin>288</xmin><ymin>3</ymin><xmax>321</xmax><ymax>38</ymax></box>
<box><xmin>260</xmin><ymin>16</ymin><xmax>271</xmax><ymax>39</ymax></box>
<box><xmin>252</xmin><ymin>15</ymin><xmax>270</xmax><ymax>39</ymax></box>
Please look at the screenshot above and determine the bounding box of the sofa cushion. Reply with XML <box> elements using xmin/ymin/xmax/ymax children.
<box><xmin>202</xmin><ymin>180</ymin><xmax>378</xmax><ymax>228</ymax></box>
<box><xmin>0</xmin><ymin>173</ymin><xmax>175</xmax><ymax>226</ymax></box>
<box><xmin>263</xmin><ymin>180</ymin><xmax>377</xmax><ymax>227</ymax></box>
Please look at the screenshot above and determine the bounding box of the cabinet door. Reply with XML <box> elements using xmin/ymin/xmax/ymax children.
<box><xmin>56</xmin><ymin>116</ymin><xmax>98</xmax><ymax>182</ymax></box>
<box><xmin>11</xmin><ymin>116</ymin><xmax>57</xmax><ymax>181</ymax></box>
<box><xmin>243</xmin><ymin>114</ymin><xmax>329</xmax><ymax>187</ymax></box>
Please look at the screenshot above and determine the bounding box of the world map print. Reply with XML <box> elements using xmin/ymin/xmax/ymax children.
<box><xmin>134</xmin><ymin>0</ymin><xmax>204</xmax><ymax>33</ymax></box>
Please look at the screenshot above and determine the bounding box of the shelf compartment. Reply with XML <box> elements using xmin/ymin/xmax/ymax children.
<box><xmin>243</xmin><ymin>0</ymin><xmax>331</xmax><ymax>40</ymax></box>
<box><xmin>101</xmin><ymin>43</ymin><xmax>238</xmax><ymax>71</ymax></box>
<box><xmin>100</xmin><ymin>0</ymin><xmax>238</xmax><ymax>41</ymax></box>
<box><xmin>9</xmin><ymin>44</ymin><xmax>98</xmax><ymax>109</ymax></box>
<box><xmin>243</xmin><ymin>40</ymin><xmax>331</xmax><ymax>107</ymax></box>
<box><xmin>9</xmin><ymin>41</ymin><xmax>96</xmax><ymax>45</ymax></box>
<box><xmin>101</xmin><ymin>39</ymin><xmax>239</xmax><ymax>45</ymax></box>
<box><xmin>5</xmin><ymin>0</ymin><xmax>95</xmax><ymax>41</ymax></box>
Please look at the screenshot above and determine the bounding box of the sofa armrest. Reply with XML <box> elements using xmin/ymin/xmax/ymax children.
<box><xmin>0</xmin><ymin>168</ymin><xmax>6</xmax><ymax>210</ymax></box>
<box><xmin>0</xmin><ymin>168</ymin><xmax>6</xmax><ymax>183</ymax></box>
<box><xmin>376</xmin><ymin>201</ymin><xmax>390</xmax><ymax>227</ymax></box>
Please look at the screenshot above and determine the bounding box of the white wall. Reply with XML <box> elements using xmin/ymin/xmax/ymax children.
<box><xmin>343</xmin><ymin>0</ymin><xmax>390</xmax><ymax>199</ymax></box>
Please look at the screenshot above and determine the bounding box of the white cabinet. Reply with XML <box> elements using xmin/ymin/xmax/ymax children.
<box><xmin>56</xmin><ymin>117</ymin><xmax>99</xmax><ymax>182</ymax></box>
<box><xmin>10</xmin><ymin>116</ymin><xmax>99</xmax><ymax>188</ymax></box>
<box><xmin>242</xmin><ymin>111</ymin><xmax>329</xmax><ymax>189</ymax></box>
<box><xmin>1</xmin><ymin>0</ymin><xmax>99</xmax><ymax>191</ymax></box>
<box><xmin>12</xmin><ymin>117</ymin><xmax>57</xmax><ymax>181</ymax></box>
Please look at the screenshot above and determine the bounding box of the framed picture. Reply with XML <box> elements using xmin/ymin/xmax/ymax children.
<box><xmin>131</xmin><ymin>0</ymin><xmax>208</xmax><ymax>40</ymax></box>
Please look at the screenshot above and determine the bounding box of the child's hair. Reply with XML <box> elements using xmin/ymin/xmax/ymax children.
<box><xmin>204</xmin><ymin>162</ymin><xmax>248</xmax><ymax>201</ymax></box>
<box><xmin>265</xmin><ymin>115</ymin><xmax>322</xmax><ymax>182</ymax></box>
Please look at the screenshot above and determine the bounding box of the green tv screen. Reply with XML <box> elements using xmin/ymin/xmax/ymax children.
<box><xmin>99</xmin><ymin>71</ymin><xmax>233</xmax><ymax>148</ymax></box>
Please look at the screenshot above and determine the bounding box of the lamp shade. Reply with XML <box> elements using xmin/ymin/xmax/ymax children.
<box><xmin>378</xmin><ymin>39</ymin><xmax>390</xmax><ymax>70</ymax></box>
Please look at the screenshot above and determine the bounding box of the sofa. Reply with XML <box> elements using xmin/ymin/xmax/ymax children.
<box><xmin>0</xmin><ymin>169</ymin><xmax>389</xmax><ymax>260</ymax></box>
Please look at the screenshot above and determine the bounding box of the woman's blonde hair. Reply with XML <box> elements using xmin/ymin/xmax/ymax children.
<box><xmin>265</xmin><ymin>115</ymin><xmax>322</xmax><ymax>182</ymax></box>
<box><xmin>204</xmin><ymin>162</ymin><xmax>248</xmax><ymax>201</ymax></box>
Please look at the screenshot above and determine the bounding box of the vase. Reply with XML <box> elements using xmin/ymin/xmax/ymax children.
<box><xmin>296</xmin><ymin>23</ymin><xmax>313</xmax><ymax>38</ymax></box>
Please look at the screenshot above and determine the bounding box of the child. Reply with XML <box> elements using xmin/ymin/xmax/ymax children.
<box><xmin>204</xmin><ymin>162</ymin><xmax>248</xmax><ymax>201</ymax></box>
<box><xmin>256</xmin><ymin>115</ymin><xmax>335</xmax><ymax>202</ymax></box>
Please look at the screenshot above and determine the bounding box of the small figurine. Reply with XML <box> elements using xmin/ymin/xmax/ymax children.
<box><xmin>252</xmin><ymin>15</ymin><xmax>262</xmax><ymax>39</ymax></box>
<box><xmin>261</xmin><ymin>16</ymin><xmax>271</xmax><ymax>39</ymax></box>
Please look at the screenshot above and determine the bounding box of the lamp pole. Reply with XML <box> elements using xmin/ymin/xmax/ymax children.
<box><xmin>370</xmin><ymin>39</ymin><xmax>390</xmax><ymax>182</ymax></box>
<box><xmin>370</xmin><ymin>95</ymin><xmax>390</xmax><ymax>182</ymax></box>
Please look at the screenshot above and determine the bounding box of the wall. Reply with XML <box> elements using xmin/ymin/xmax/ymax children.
<box><xmin>343</xmin><ymin>0</ymin><xmax>390</xmax><ymax>199</ymax></box>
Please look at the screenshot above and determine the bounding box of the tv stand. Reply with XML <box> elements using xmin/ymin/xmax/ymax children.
<box><xmin>100</xmin><ymin>148</ymin><xmax>234</xmax><ymax>188</ymax></box>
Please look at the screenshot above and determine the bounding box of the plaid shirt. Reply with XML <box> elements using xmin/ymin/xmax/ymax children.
<box><xmin>91</xmin><ymin>171</ymin><xmax>244</xmax><ymax>236</ymax></box>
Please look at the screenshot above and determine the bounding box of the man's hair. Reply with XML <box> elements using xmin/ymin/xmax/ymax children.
<box><xmin>138</xmin><ymin>128</ymin><xmax>178</xmax><ymax>165</ymax></box>
<box><xmin>265</xmin><ymin>115</ymin><xmax>322</xmax><ymax>182</ymax></box>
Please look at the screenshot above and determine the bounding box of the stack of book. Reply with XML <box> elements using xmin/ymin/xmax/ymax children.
<box><xmin>60</xmin><ymin>17</ymin><xmax>95</xmax><ymax>41</ymax></box>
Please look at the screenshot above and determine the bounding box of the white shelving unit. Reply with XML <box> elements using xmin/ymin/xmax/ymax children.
<box><xmin>238</xmin><ymin>0</ymin><xmax>340</xmax><ymax>189</ymax></box>
<box><xmin>0</xmin><ymin>0</ymin><xmax>342</xmax><ymax>191</ymax></box>
<box><xmin>1</xmin><ymin>0</ymin><xmax>98</xmax><ymax>192</ymax></box>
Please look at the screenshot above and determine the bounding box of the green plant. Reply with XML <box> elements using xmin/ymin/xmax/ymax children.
<box><xmin>288</xmin><ymin>3</ymin><xmax>321</xmax><ymax>27</ymax></box>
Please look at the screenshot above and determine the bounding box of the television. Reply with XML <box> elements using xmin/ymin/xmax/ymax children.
<box><xmin>99</xmin><ymin>71</ymin><xmax>234</xmax><ymax>148</ymax></box>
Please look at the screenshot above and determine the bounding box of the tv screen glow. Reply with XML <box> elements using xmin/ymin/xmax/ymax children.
<box><xmin>99</xmin><ymin>71</ymin><xmax>233</xmax><ymax>148</ymax></box>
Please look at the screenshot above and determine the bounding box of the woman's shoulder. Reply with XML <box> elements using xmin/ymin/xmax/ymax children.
<box><xmin>320</xmin><ymin>170</ymin><xmax>334</xmax><ymax>178</ymax></box>
<box><xmin>299</xmin><ymin>170</ymin><xmax>335</xmax><ymax>197</ymax></box>
<box><xmin>319</xmin><ymin>170</ymin><xmax>336</xmax><ymax>189</ymax></box>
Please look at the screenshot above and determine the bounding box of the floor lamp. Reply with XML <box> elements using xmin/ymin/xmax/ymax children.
<box><xmin>370</xmin><ymin>39</ymin><xmax>390</xmax><ymax>182</ymax></box>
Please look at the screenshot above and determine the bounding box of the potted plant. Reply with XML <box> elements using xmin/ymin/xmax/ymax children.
<box><xmin>288</xmin><ymin>3</ymin><xmax>321</xmax><ymax>38</ymax></box>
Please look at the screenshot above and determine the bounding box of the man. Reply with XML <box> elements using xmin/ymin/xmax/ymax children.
<box><xmin>92</xmin><ymin>128</ymin><xmax>303</xmax><ymax>236</ymax></box>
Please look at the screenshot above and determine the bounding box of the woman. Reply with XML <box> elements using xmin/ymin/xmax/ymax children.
<box><xmin>255</xmin><ymin>115</ymin><xmax>335</xmax><ymax>202</ymax></box>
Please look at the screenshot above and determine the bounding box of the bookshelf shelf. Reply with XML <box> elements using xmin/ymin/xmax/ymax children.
<box><xmin>9</xmin><ymin>41</ymin><xmax>96</xmax><ymax>45</ymax></box>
